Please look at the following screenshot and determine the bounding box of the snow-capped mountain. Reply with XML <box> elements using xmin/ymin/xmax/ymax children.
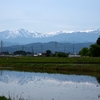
<box><xmin>0</xmin><ymin>28</ymin><xmax>100</xmax><ymax>44</ymax></box>
<box><xmin>0</xmin><ymin>29</ymin><xmax>42</xmax><ymax>38</ymax></box>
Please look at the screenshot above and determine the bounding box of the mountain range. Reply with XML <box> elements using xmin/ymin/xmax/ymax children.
<box><xmin>0</xmin><ymin>28</ymin><xmax>100</xmax><ymax>45</ymax></box>
<box><xmin>0</xmin><ymin>28</ymin><xmax>100</xmax><ymax>53</ymax></box>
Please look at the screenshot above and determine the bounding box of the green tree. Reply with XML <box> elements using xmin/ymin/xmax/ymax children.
<box><xmin>90</xmin><ymin>44</ymin><xmax>100</xmax><ymax>57</ymax></box>
<box><xmin>53</xmin><ymin>52</ymin><xmax>68</xmax><ymax>57</ymax></box>
<box><xmin>79</xmin><ymin>47</ymin><xmax>89</xmax><ymax>56</ymax></box>
<box><xmin>79</xmin><ymin>37</ymin><xmax>100</xmax><ymax>57</ymax></box>
<box><xmin>13</xmin><ymin>50</ymin><xmax>27</xmax><ymax>55</ymax></box>
<box><xmin>96</xmin><ymin>36</ymin><xmax>100</xmax><ymax>45</ymax></box>
<box><xmin>46</xmin><ymin>50</ymin><xmax>51</xmax><ymax>57</ymax></box>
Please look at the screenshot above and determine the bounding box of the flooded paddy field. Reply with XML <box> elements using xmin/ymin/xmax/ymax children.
<box><xmin>0</xmin><ymin>56</ymin><xmax>100</xmax><ymax>100</ymax></box>
<box><xmin>0</xmin><ymin>70</ymin><xmax>100</xmax><ymax>100</ymax></box>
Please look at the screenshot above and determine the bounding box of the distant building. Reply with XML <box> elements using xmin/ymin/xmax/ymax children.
<box><xmin>33</xmin><ymin>54</ymin><xmax>38</xmax><ymax>57</ymax></box>
<box><xmin>68</xmin><ymin>54</ymin><xmax>81</xmax><ymax>58</ymax></box>
<box><xmin>42</xmin><ymin>52</ymin><xmax>46</xmax><ymax>56</ymax></box>
<box><xmin>37</xmin><ymin>53</ymin><xmax>42</xmax><ymax>56</ymax></box>
<box><xmin>33</xmin><ymin>53</ymin><xmax>43</xmax><ymax>56</ymax></box>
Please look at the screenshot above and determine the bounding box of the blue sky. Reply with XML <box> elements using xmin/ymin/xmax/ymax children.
<box><xmin>0</xmin><ymin>0</ymin><xmax>100</xmax><ymax>32</ymax></box>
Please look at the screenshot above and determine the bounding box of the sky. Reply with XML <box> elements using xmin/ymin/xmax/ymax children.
<box><xmin>0</xmin><ymin>0</ymin><xmax>100</xmax><ymax>32</ymax></box>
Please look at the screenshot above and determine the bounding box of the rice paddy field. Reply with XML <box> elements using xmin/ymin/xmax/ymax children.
<box><xmin>0</xmin><ymin>56</ymin><xmax>100</xmax><ymax>74</ymax></box>
<box><xmin>0</xmin><ymin>56</ymin><xmax>100</xmax><ymax>100</ymax></box>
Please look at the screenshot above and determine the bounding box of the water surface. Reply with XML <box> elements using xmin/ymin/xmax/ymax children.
<box><xmin>0</xmin><ymin>70</ymin><xmax>100</xmax><ymax>100</ymax></box>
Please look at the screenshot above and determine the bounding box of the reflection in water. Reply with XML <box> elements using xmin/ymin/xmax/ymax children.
<box><xmin>0</xmin><ymin>70</ymin><xmax>100</xmax><ymax>100</ymax></box>
<box><xmin>0</xmin><ymin>70</ymin><xmax>2</xmax><ymax>76</ymax></box>
<box><xmin>97</xmin><ymin>76</ymin><xmax>100</xmax><ymax>84</ymax></box>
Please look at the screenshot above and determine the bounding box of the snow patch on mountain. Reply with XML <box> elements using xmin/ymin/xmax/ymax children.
<box><xmin>0</xmin><ymin>28</ymin><xmax>100</xmax><ymax>39</ymax></box>
<box><xmin>0</xmin><ymin>28</ymin><xmax>100</xmax><ymax>44</ymax></box>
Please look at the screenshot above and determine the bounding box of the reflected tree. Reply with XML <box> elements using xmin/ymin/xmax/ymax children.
<box><xmin>96</xmin><ymin>36</ymin><xmax>100</xmax><ymax>45</ymax></box>
<box><xmin>96</xmin><ymin>76</ymin><xmax>100</xmax><ymax>84</ymax></box>
<box><xmin>0</xmin><ymin>70</ymin><xmax>2</xmax><ymax>76</ymax></box>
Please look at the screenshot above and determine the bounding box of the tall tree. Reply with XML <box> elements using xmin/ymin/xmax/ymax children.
<box><xmin>96</xmin><ymin>36</ymin><xmax>100</xmax><ymax>45</ymax></box>
<box><xmin>79</xmin><ymin>47</ymin><xmax>89</xmax><ymax>56</ymax></box>
<box><xmin>90</xmin><ymin>44</ymin><xmax>100</xmax><ymax>57</ymax></box>
<box><xmin>46</xmin><ymin>50</ymin><xmax>51</xmax><ymax>57</ymax></box>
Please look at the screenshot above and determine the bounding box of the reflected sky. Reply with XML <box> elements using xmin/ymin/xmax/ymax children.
<box><xmin>0</xmin><ymin>70</ymin><xmax>100</xmax><ymax>100</ymax></box>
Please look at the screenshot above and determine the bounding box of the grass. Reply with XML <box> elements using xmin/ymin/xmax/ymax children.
<box><xmin>0</xmin><ymin>96</ymin><xmax>11</xmax><ymax>100</ymax></box>
<box><xmin>0</xmin><ymin>92</ymin><xmax>29</xmax><ymax>100</ymax></box>
<box><xmin>0</xmin><ymin>95</ymin><xmax>26</xmax><ymax>100</ymax></box>
<box><xmin>0</xmin><ymin>56</ymin><xmax>100</xmax><ymax>64</ymax></box>
<box><xmin>0</xmin><ymin>56</ymin><xmax>100</xmax><ymax>74</ymax></box>
<box><xmin>0</xmin><ymin>56</ymin><xmax>100</xmax><ymax>63</ymax></box>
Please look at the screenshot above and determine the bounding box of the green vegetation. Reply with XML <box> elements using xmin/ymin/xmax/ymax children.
<box><xmin>79</xmin><ymin>47</ymin><xmax>90</xmax><ymax>56</ymax></box>
<box><xmin>0</xmin><ymin>95</ymin><xmax>26</xmax><ymax>100</ymax></box>
<box><xmin>79</xmin><ymin>36</ymin><xmax>100</xmax><ymax>57</ymax></box>
<box><xmin>13</xmin><ymin>50</ymin><xmax>32</xmax><ymax>56</ymax></box>
<box><xmin>0</xmin><ymin>56</ymin><xmax>100</xmax><ymax>73</ymax></box>
<box><xmin>46</xmin><ymin>50</ymin><xmax>51</xmax><ymax>57</ymax></box>
<box><xmin>51</xmin><ymin>52</ymin><xmax>69</xmax><ymax>57</ymax></box>
<box><xmin>0</xmin><ymin>96</ymin><xmax>11</xmax><ymax>100</ymax></box>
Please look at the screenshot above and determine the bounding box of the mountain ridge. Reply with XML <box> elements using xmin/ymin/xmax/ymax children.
<box><xmin>0</xmin><ymin>28</ymin><xmax>100</xmax><ymax>44</ymax></box>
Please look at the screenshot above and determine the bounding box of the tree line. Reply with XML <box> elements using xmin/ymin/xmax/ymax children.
<box><xmin>13</xmin><ymin>50</ymin><xmax>69</xmax><ymax>57</ymax></box>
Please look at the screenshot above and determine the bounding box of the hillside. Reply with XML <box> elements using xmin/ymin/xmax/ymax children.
<box><xmin>3</xmin><ymin>42</ymin><xmax>93</xmax><ymax>54</ymax></box>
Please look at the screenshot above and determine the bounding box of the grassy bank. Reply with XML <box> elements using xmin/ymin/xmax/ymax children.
<box><xmin>0</xmin><ymin>56</ymin><xmax>100</xmax><ymax>73</ymax></box>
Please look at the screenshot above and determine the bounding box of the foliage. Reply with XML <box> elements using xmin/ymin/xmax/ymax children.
<box><xmin>90</xmin><ymin>44</ymin><xmax>100</xmax><ymax>57</ymax></box>
<box><xmin>2</xmin><ymin>52</ymin><xmax>9</xmax><ymax>55</ymax></box>
<box><xmin>0</xmin><ymin>96</ymin><xmax>11</xmax><ymax>100</ymax></box>
<box><xmin>13</xmin><ymin>50</ymin><xmax>32</xmax><ymax>55</ymax></box>
<box><xmin>0</xmin><ymin>95</ymin><xmax>27</xmax><ymax>100</ymax></box>
<box><xmin>46</xmin><ymin>50</ymin><xmax>52</xmax><ymax>57</ymax></box>
<box><xmin>79</xmin><ymin>37</ymin><xmax>100</xmax><ymax>57</ymax></box>
<box><xmin>79</xmin><ymin>47</ymin><xmax>90</xmax><ymax>56</ymax></box>
<box><xmin>51</xmin><ymin>52</ymin><xmax>68</xmax><ymax>57</ymax></box>
<box><xmin>96</xmin><ymin>36</ymin><xmax>100</xmax><ymax>45</ymax></box>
